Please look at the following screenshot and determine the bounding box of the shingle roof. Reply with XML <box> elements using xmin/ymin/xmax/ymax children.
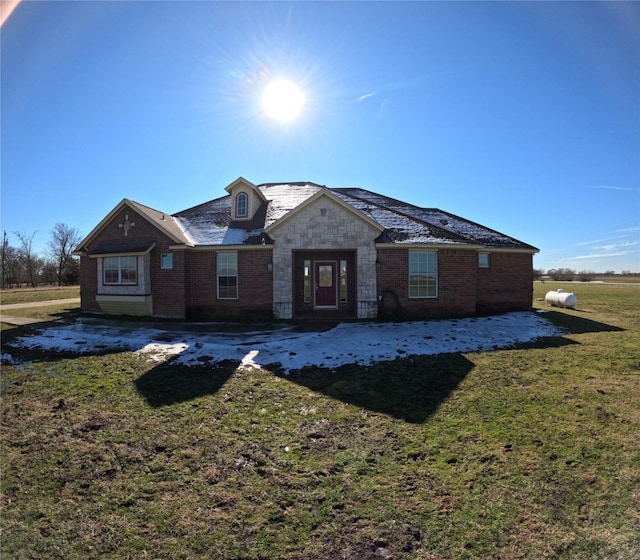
<box><xmin>333</xmin><ymin>188</ymin><xmax>538</xmax><ymax>250</ymax></box>
<box><xmin>169</xmin><ymin>182</ymin><xmax>537</xmax><ymax>251</ymax></box>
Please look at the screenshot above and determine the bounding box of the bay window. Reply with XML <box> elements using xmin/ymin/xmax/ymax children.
<box><xmin>103</xmin><ymin>256</ymin><xmax>137</xmax><ymax>285</ymax></box>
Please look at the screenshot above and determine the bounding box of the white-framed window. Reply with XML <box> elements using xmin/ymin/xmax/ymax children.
<box><xmin>235</xmin><ymin>192</ymin><xmax>248</xmax><ymax>218</ymax></box>
<box><xmin>408</xmin><ymin>251</ymin><xmax>437</xmax><ymax>298</ymax></box>
<box><xmin>103</xmin><ymin>256</ymin><xmax>137</xmax><ymax>285</ymax></box>
<box><xmin>478</xmin><ymin>253</ymin><xmax>490</xmax><ymax>268</ymax></box>
<box><xmin>161</xmin><ymin>253</ymin><xmax>173</xmax><ymax>269</ymax></box>
<box><xmin>217</xmin><ymin>252</ymin><xmax>238</xmax><ymax>299</ymax></box>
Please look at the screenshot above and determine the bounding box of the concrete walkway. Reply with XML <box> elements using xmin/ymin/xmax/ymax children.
<box><xmin>0</xmin><ymin>298</ymin><xmax>80</xmax><ymax>326</ymax></box>
<box><xmin>0</xmin><ymin>298</ymin><xmax>80</xmax><ymax>310</ymax></box>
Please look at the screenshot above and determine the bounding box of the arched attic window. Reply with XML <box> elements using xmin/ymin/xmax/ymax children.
<box><xmin>235</xmin><ymin>192</ymin><xmax>248</xmax><ymax>218</ymax></box>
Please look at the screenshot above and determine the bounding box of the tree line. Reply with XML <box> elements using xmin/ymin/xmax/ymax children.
<box><xmin>1</xmin><ymin>224</ymin><xmax>82</xmax><ymax>289</ymax></box>
<box><xmin>534</xmin><ymin>268</ymin><xmax>638</xmax><ymax>282</ymax></box>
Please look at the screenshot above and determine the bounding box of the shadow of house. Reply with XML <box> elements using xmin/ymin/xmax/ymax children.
<box><xmin>277</xmin><ymin>353</ymin><xmax>475</xmax><ymax>424</ymax></box>
<box><xmin>5</xmin><ymin>309</ymin><xmax>627</xmax><ymax>417</ymax></box>
<box><xmin>135</xmin><ymin>358</ymin><xmax>239</xmax><ymax>408</ymax></box>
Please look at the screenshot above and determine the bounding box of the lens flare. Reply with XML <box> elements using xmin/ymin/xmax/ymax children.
<box><xmin>261</xmin><ymin>79</ymin><xmax>305</xmax><ymax>121</ymax></box>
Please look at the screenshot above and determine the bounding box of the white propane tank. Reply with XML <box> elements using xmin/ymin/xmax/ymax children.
<box><xmin>545</xmin><ymin>289</ymin><xmax>577</xmax><ymax>309</ymax></box>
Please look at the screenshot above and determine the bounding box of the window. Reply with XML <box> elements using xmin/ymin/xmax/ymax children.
<box><xmin>103</xmin><ymin>256</ymin><xmax>137</xmax><ymax>285</ymax></box>
<box><xmin>478</xmin><ymin>253</ymin><xmax>490</xmax><ymax>268</ymax></box>
<box><xmin>339</xmin><ymin>259</ymin><xmax>348</xmax><ymax>303</ymax></box>
<box><xmin>161</xmin><ymin>253</ymin><xmax>173</xmax><ymax>269</ymax></box>
<box><xmin>408</xmin><ymin>251</ymin><xmax>437</xmax><ymax>298</ymax></box>
<box><xmin>236</xmin><ymin>192</ymin><xmax>248</xmax><ymax>218</ymax></box>
<box><xmin>217</xmin><ymin>252</ymin><xmax>238</xmax><ymax>299</ymax></box>
<box><xmin>303</xmin><ymin>260</ymin><xmax>312</xmax><ymax>304</ymax></box>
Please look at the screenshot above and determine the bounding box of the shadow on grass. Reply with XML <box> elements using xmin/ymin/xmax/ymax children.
<box><xmin>6</xmin><ymin>310</ymin><xmax>623</xmax><ymax>417</ymax></box>
<box><xmin>539</xmin><ymin>310</ymin><xmax>625</xmax><ymax>334</ymax></box>
<box><xmin>135</xmin><ymin>359</ymin><xmax>239</xmax><ymax>408</ymax></box>
<box><xmin>278</xmin><ymin>353</ymin><xmax>475</xmax><ymax>424</ymax></box>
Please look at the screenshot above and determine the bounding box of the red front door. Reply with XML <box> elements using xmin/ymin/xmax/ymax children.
<box><xmin>315</xmin><ymin>261</ymin><xmax>337</xmax><ymax>308</ymax></box>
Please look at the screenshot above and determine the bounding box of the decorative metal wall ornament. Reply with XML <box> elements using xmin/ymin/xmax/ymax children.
<box><xmin>119</xmin><ymin>214</ymin><xmax>136</xmax><ymax>236</ymax></box>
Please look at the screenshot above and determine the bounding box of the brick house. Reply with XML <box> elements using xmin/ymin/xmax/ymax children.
<box><xmin>74</xmin><ymin>177</ymin><xmax>538</xmax><ymax>321</ymax></box>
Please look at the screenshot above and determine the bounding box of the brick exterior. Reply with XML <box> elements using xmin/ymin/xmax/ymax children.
<box><xmin>79</xmin><ymin>255</ymin><xmax>100</xmax><ymax>313</ymax></box>
<box><xmin>376</xmin><ymin>247</ymin><xmax>533</xmax><ymax>319</ymax></box>
<box><xmin>185</xmin><ymin>249</ymin><xmax>273</xmax><ymax>321</ymax></box>
<box><xmin>476</xmin><ymin>252</ymin><xmax>534</xmax><ymax>313</ymax></box>
<box><xmin>80</xmin><ymin>198</ymin><xmax>534</xmax><ymax>322</ymax></box>
<box><xmin>376</xmin><ymin>248</ymin><xmax>478</xmax><ymax>319</ymax></box>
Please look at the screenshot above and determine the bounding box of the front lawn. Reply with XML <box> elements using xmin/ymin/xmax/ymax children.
<box><xmin>1</xmin><ymin>283</ymin><xmax>638</xmax><ymax>558</ymax></box>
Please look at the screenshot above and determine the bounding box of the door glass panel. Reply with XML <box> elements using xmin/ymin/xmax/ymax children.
<box><xmin>339</xmin><ymin>259</ymin><xmax>347</xmax><ymax>303</ymax></box>
<box><xmin>303</xmin><ymin>260</ymin><xmax>311</xmax><ymax>304</ymax></box>
<box><xmin>318</xmin><ymin>265</ymin><xmax>333</xmax><ymax>287</ymax></box>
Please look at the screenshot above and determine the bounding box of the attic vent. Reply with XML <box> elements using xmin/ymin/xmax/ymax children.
<box><xmin>440</xmin><ymin>219</ymin><xmax>449</xmax><ymax>225</ymax></box>
<box><xmin>320</xmin><ymin>208</ymin><xmax>327</xmax><ymax>217</ymax></box>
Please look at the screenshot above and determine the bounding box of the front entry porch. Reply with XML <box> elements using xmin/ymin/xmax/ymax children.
<box><xmin>292</xmin><ymin>250</ymin><xmax>357</xmax><ymax>318</ymax></box>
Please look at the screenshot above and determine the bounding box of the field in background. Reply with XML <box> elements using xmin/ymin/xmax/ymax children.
<box><xmin>0</xmin><ymin>286</ymin><xmax>80</xmax><ymax>305</ymax></box>
<box><xmin>1</xmin><ymin>283</ymin><xmax>639</xmax><ymax>558</ymax></box>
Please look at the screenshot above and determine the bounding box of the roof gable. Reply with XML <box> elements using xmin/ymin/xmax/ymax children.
<box><xmin>264</xmin><ymin>187</ymin><xmax>384</xmax><ymax>235</ymax></box>
<box><xmin>75</xmin><ymin>199</ymin><xmax>191</xmax><ymax>253</ymax></box>
<box><xmin>224</xmin><ymin>176</ymin><xmax>268</xmax><ymax>202</ymax></box>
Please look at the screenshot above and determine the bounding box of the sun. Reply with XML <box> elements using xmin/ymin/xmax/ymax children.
<box><xmin>261</xmin><ymin>79</ymin><xmax>305</xmax><ymax>121</ymax></box>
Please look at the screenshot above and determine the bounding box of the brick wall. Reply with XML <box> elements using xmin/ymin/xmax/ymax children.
<box><xmin>150</xmin><ymin>244</ymin><xmax>185</xmax><ymax>319</ymax></box>
<box><xmin>185</xmin><ymin>249</ymin><xmax>273</xmax><ymax>320</ymax></box>
<box><xmin>79</xmin><ymin>255</ymin><xmax>101</xmax><ymax>313</ymax></box>
<box><xmin>476</xmin><ymin>252</ymin><xmax>533</xmax><ymax>313</ymax></box>
<box><xmin>376</xmin><ymin>247</ymin><xmax>478</xmax><ymax>319</ymax></box>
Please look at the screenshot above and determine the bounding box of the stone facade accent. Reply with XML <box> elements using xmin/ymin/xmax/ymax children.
<box><xmin>267</xmin><ymin>194</ymin><xmax>380</xmax><ymax>319</ymax></box>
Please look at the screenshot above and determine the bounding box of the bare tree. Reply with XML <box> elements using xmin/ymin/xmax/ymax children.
<box><xmin>1</xmin><ymin>231</ymin><xmax>20</xmax><ymax>289</ymax></box>
<box><xmin>46</xmin><ymin>223</ymin><xmax>82</xmax><ymax>286</ymax></box>
<box><xmin>577</xmin><ymin>270</ymin><xmax>596</xmax><ymax>282</ymax></box>
<box><xmin>14</xmin><ymin>230</ymin><xmax>38</xmax><ymax>288</ymax></box>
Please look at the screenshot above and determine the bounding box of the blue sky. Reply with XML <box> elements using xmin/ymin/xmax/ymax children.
<box><xmin>2</xmin><ymin>1</ymin><xmax>639</xmax><ymax>272</ymax></box>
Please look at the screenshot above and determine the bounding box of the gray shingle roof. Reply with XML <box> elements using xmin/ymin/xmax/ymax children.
<box><xmin>169</xmin><ymin>182</ymin><xmax>537</xmax><ymax>251</ymax></box>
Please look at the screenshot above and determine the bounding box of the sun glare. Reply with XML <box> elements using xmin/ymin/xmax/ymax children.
<box><xmin>261</xmin><ymin>79</ymin><xmax>305</xmax><ymax>121</ymax></box>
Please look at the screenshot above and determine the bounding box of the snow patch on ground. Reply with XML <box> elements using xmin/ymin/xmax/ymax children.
<box><xmin>3</xmin><ymin>312</ymin><xmax>564</xmax><ymax>373</ymax></box>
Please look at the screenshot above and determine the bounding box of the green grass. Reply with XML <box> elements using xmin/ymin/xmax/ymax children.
<box><xmin>1</xmin><ymin>286</ymin><xmax>80</xmax><ymax>325</ymax></box>
<box><xmin>1</xmin><ymin>304</ymin><xmax>81</xmax><ymax>325</ymax></box>
<box><xmin>1</xmin><ymin>283</ymin><xmax>639</xmax><ymax>559</ymax></box>
<box><xmin>0</xmin><ymin>285</ymin><xmax>79</xmax><ymax>305</ymax></box>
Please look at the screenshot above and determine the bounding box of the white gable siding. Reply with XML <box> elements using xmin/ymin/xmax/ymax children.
<box><xmin>268</xmin><ymin>195</ymin><xmax>380</xmax><ymax>319</ymax></box>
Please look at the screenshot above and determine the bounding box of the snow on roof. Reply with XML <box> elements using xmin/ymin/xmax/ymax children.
<box><xmin>331</xmin><ymin>190</ymin><xmax>470</xmax><ymax>245</ymax></box>
<box><xmin>169</xmin><ymin>182</ymin><xmax>536</xmax><ymax>250</ymax></box>
<box><xmin>335</xmin><ymin>188</ymin><xmax>537</xmax><ymax>250</ymax></box>
<box><xmin>173</xmin><ymin>196</ymin><xmax>233</xmax><ymax>245</ymax></box>
<box><xmin>260</xmin><ymin>183</ymin><xmax>323</xmax><ymax>227</ymax></box>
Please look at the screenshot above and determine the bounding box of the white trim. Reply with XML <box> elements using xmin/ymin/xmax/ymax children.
<box><xmin>176</xmin><ymin>244</ymin><xmax>273</xmax><ymax>252</ymax></box>
<box><xmin>375</xmin><ymin>243</ymin><xmax>481</xmax><ymax>250</ymax></box>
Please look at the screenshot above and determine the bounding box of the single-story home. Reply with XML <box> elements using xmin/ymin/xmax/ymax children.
<box><xmin>74</xmin><ymin>177</ymin><xmax>538</xmax><ymax>321</ymax></box>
